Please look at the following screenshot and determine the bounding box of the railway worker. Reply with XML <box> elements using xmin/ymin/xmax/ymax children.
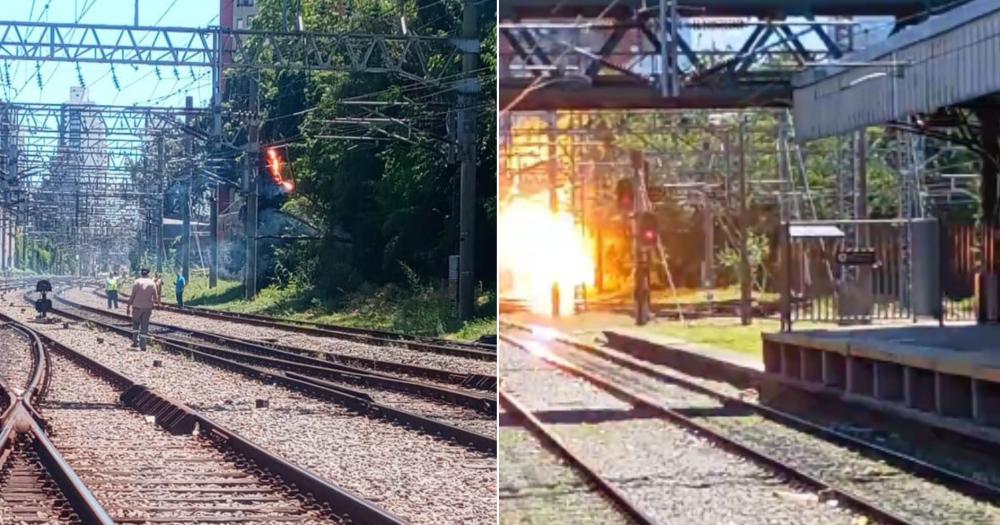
<box><xmin>127</xmin><ymin>268</ymin><xmax>160</xmax><ymax>351</ymax></box>
<box><xmin>106</xmin><ymin>271</ymin><xmax>119</xmax><ymax>310</ymax></box>
<box><xmin>175</xmin><ymin>272</ymin><xmax>187</xmax><ymax>308</ymax></box>
<box><xmin>154</xmin><ymin>273</ymin><xmax>164</xmax><ymax>299</ymax></box>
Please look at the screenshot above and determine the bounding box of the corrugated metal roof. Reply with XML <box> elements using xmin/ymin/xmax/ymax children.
<box><xmin>792</xmin><ymin>0</ymin><xmax>1000</xmax><ymax>141</ymax></box>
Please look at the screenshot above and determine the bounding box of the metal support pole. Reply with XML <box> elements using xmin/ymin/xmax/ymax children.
<box><xmin>182</xmin><ymin>96</ymin><xmax>193</xmax><ymax>283</ymax></box>
<box><xmin>783</xmin><ymin>220</ymin><xmax>793</xmax><ymax>331</ymax></box>
<box><xmin>659</xmin><ymin>0</ymin><xmax>680</xmax><ymax>97</ymax></box>
<box><xmin>210</xmin><ymin>30</ymin><xmax>223</xmax><ymax>289</ymax></box>
<box><xmin>702</xmin><ymin>198</ymin><xmax>715</xmax><ymax>304</ymax></box>
<box><xmin>547</xmin><ymin>112</ymin><xmax>559</xmax><ymax>317</ymax></box>
<box><xmin>244</xmin><ymin>93</ymin><xmax>260</xmax><ymax>300</ymax></box>
<box><xmin>210</xmin><ymin>183</ymin><xmax>219</xmax><ymax>288</ymax></box>
<box><xmin>456</xmin><ymin>0</ymin><xmax>479</xmax><ymax>321</ymax></box>
<box><xmin>855</xmin><ymin>129</ymin><xmax>868</xmax><ymax>241</ymax></box>
<box><xmin>739</xmin><ymin>117</ymin><xmax>751</xmax><ymax>325</ymax></box>
<box><xmin>777</xmin><ymin>113</ymin><xmax>791</xmax><ymax>328</ymax></box>
<box><xmin>156</xmin><ymin>136</ymin><xmax>165</xmax><ymax>274</ymax></box>
<box><xmin>631</xmin><ymin>150</ymin><xmax>651</xmax><ymax>325</ymax></box>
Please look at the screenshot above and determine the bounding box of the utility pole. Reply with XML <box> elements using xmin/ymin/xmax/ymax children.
<box><xmin>456</xmin><ymin>0</ymin><xmax>480</xmax><ymax>321</ymax></box>
<box><xmin>210</xmin><ymin>29</ymin><xmax>224</xmax><ymax>289</ymax></box>
<box><xmin>134</xmin><ymin>0</ymin><xmax>139</xmax><ymax>26</ymax></box>
<box><xmin>631</xmin><ymin>150</ymin><xmax>651</xmax><ymax>325</ymax></box>
<box><xmin>156</xmin><ymin>136</ymin><xmax>165</xmax><ymax>274</ymax></box>
<box><xmin>547</xmin><ymin>112</ymin><xmax>559</xmax><ymax>316</ymax></box>
<box><xmin>182</xmin><ymin>96</ymin><xmax>193</xmax><ymax>283</ymax></box>
<box><xmin>739</xmin><ymin>116</ymin><xmax>751</xmax><ymax>326</ymax></box>
<box><xmin>210</xmin><ymin>182</ymin><xmax>219</xmax><ymax>288</ymax></box>
<box><xmin>244</xmin><ymin>79</ymin><xmax>261</xmax><ymax>300</ymax></box>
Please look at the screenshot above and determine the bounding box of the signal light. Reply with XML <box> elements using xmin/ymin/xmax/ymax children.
<box><xmin>638</xmin><ymin>212</ymin><xmax>659</xmax><ymax>247</ymax></box>
<box><xmin>615</xmin><ymin>179</ymin><xmax>634</xmax><ymax>212</ymax></box>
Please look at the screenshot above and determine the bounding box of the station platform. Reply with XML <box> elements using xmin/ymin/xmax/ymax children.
<box><xmin>764</xmin><ymin>324</ymin><xmax>1000</xmax><ymax>432</ymax></box>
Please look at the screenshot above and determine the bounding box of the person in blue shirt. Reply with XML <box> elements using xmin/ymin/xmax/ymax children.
<box><xmin>175</xmin><ymin>272</ymin><xmax>187</xmax><ymax>308</ymax></box>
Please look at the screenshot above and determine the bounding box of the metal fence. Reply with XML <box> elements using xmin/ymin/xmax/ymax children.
<box><xmin>783</xmin><ymin>220</ymin><xmax>919</xmax><ymax>327</ymax></box>
<box><xmin>940</xmin><ymin>221</ymin><xmax>977</xmax><ymax>321</ymax></box>
<box><xmin>781</xmin><ymin>218</ymin><xmax>1000</xmax><ymax>330</ymax></box>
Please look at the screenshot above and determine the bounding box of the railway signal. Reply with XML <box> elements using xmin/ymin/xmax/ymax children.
<box><xmin>615</xmin><ymin>179</ymin><xmax>634</xmax><ymax>212</ymax></box>
<box><xmin>638</xmin><ymin>212</ymin><xmax>659</xmax><ymax>247</ymax></box>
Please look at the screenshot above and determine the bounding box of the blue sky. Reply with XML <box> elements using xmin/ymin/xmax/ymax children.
<box><xmin>2</xmin><ymin>0</ymin><xmax>219</xmax><ymax>107</ymax></box>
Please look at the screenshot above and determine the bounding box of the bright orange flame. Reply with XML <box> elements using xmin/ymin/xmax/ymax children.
<box><xmin>499</xmin><ymin>194</ymin><xmax>595</xmax><ymax>316</ymax></box>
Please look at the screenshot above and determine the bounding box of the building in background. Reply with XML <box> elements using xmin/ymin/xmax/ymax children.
<box><xmin>221</xmin><ymin>0</ymin><xmax>259</xmax><ymax>31</ymax></box>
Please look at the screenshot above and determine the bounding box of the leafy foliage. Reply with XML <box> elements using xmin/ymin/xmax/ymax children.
<box><xmin>228</xmin><ymin>0</ymin><xmax>496</xmax><ymax>310</ymax></box>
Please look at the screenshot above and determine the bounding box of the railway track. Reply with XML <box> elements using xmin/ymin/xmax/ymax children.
<box><xmin>0</xmin><ymin>286</ymin><xmax>497</xmax><ymax>524</ymax></box>
<box><xmin>3</xmin><ymin>313</ymin><xmax>406</xmax><ymax>524</ymax></box>
<box><xmin>0</xmin><ymin>323</ymin><xmax>112</xmax><ymax>525</ymax></box>
<box><xmin>87</xmin><ymin>286</ymin><xmax>497</xmax><ymax>391</ymax></box>
<box><xmin>104</xmin><ymin>287</ymin><xmax>496</xmax><ymax>359</ymax></box>
<box><xmin>499</xmin><ymin>338</ymin><xmax>866</xmax><ymax>524</ymax></box>
<box><xmin>499</xmin><ymin>389</ymin><xmax>651</xmax><ymax>525</ymax></box>
<box><xmin>502</xmin><ymin>329</ymin><xmax>1000</xmax><ymax>524</ymax></box>
<box><xmin>48</xmin><ymin>288</ymin><xmax>496</xmax><ymax>448</ymax></box>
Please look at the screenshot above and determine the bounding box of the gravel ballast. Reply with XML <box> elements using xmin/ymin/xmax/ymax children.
<box><xmin>64</xmin><ymin>287</ymin><xmax>495</xmax><ymax>376</ymax></box>
<box><xmin>514</xmin><ymin>332</ymin><xmax>1000</xmax><ymax>525</ymax></box>
<box><xmin>2</xmin><ymin>299</ymin><xmax>497</xmax><ymax>525</ymax></box>
<box><xmin>500</xmin><ymin>340</ymin><xmax>860</xmax><ymax>524</ymax></box>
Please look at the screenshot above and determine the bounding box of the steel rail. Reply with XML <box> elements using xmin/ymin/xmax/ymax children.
<box><xmin>0</xmin><ymin>323</ymin><xmax>115</xmax><ymax>524</ymax></box>
<box><xmin>0</xmin><ymin>313</ymin><xmax>408</xmax><ymax>525</ymax></box>
<box><xmin>549</xmin><ymin>330</ymin><xmax>1000</xmax><ymax>504</ymax></box>
<box><xmin>46</xmin><ymin>290</ymin><xmax>497</xmax><ymax>454</ymax></box>
<box><xmin>500</xmin><ymin>388</ymin><xmax>657</xmax><ymax>525</ymax></box>
<box><xmin>61</xmin><ymin>288</ymin><xmax>496</xmax><ymax>410</ymax></box>
<box><xmin>107</xmin><ymin>288</ymin><xmax>496</xmax><ymax>358</ymax></box>
<box><xmin>91</xmin><ymin>288</ymin><xmax>497</xmax><ymax>391</ymax></box>
<box><xmin>501</xmin><ymin>333</ymin><xmax>918</xmax><ymax>525</ymax></box>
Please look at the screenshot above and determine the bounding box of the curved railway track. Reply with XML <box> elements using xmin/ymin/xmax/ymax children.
<box><xmin>502</xmin><ymin>329</ymin><xmax>1000</xmax><ymax>525</ymax></box>
<box><xmin>0</xmin><ymin>322</ymin><xmax>113</xmax><ymax>524</ymax></box>
<box><xmin>40</xmin><ymin>287</ymin><xmax>496</xmax><ymax>452</ymax></box>
<box><xmin>3</xmin><ymin>314</ymin><xmax>406</xmax><ymax>524</ymax></box>
<box><xmin>0</xmin><ymin>279</ymin><xmax>497</xmax><ymax>523</ymax></box>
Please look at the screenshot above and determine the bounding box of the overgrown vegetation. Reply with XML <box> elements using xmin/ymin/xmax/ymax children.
<box><xmin>121</xmin><ymin>0</ymin><xmax>497</xmax><ymax>338</ymax></box>
<box><xmin>160</xmin><ymin>272</ymin><xmax>495</xmax><ymax>341</ymax></box>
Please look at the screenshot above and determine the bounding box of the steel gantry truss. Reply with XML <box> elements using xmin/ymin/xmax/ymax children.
<box><xmin>499</xmin><ymin>0</ymin><xmax>970</xmax><ymax>111</ymax></box>
<box><xmin>0</xmin><ymin>101</ymin><xmax>190</xmax><ymax>273</ymax></box>
<box><xmin>0</xmin><ymin>11</ymin><xmax>482</xmax><ymax>319</ymax></box>
<box><xmin>0</xmin><ymin>20</ymin><xmax>473</xmax><ymax>81</ymax></box>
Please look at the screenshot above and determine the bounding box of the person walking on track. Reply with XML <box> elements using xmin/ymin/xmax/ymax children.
<box><xmin>106</xmin><ymin>271</ymin><xmax>119</xmax><ymax>309</ymax></box>
<box><xmin>175</xmin><ymin>272</ymin><xmax>187</xmax><ymax>308</ymax></box>
<box><xmin>127</xmin><ymin>268</ymin><xmax>160</xmax><ymax>351</ymax></box>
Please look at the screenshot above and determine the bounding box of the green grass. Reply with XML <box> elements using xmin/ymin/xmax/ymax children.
<box><xmin>145</xmin><ymin>271</ymin><xmax>496</xmax><ymax>342</ymax></box>
<box><xmin>648</xmin><ymin>319</ymin><xmax>825</xmax><ymax>357</ymax></box>
<box><xmin>595</xmin><ymin>285</ymin><xmax>779</xmax><ymax>305</ymax></box>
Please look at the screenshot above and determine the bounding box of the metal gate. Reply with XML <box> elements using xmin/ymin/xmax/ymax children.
<box><xmin>780</xmin><ymin>219</ymin><xmax>939</xmax><ymax>329</ymax></box>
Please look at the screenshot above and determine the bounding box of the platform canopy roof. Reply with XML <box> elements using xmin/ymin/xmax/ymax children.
<box><xmin>792</xmin><ymin>0</ymin><xmax>1000</xmax><ymax>141</ymax></box>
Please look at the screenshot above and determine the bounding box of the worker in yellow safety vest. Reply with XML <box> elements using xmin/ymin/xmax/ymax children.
<box><xmin>106</xmin><ymin>271</ymin><xmax>119</xmax><ymax>309</ymax></box>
